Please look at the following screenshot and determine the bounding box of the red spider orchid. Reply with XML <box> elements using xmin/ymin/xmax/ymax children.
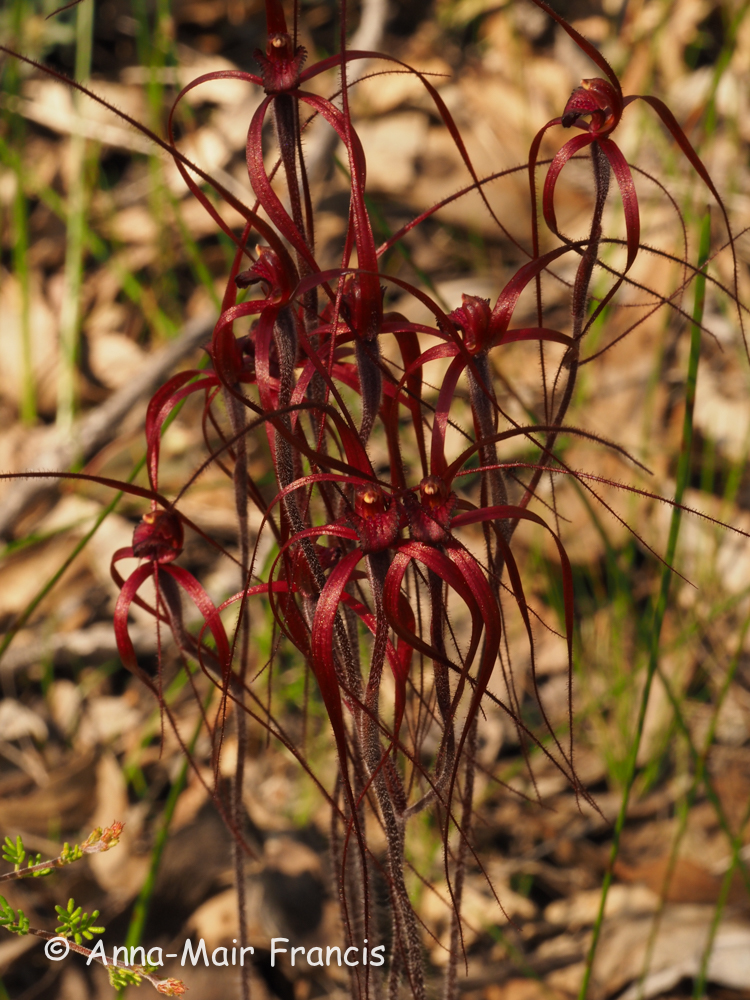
<box><xmin>162</xmin><ymin>0</ymin><xmax>533</xmax><ymax>447</ymax></box>
<box><xmin>263</xmin><ymin>455</ymin><xmax>577</xmax><ymax>805</ymax></box>
<box><xmin>141</xmin><ymin>233</ymin><xmax>295</xmax><ymax>547</ymax></box>
<box><xmin>266</xmin><ymin>457</ymin><xmax>581</xmax><ymax>955</ymax></box>
<box><xmin>385</xmin><ymin>246</ymin><xmax>576</xmax><ymax>492</ymax></box>
<box><xmin>110</xmin><ymin>507</ymin><xmax>232</xmax><ymax>693</ymax></box>
<box><xmin>258</xmin><ymin>462</ymin><xmax>413</xmax><ymax>741</ymax></box>
<box><xmin>161</xmin><ymin>0</ymin><xmax>384</xmax><ymax>443</ymax></box>
<box><xmin>527</xmin><ymin>0</ymin><xmax>739</xmax><ymax>298</ymax></box>
<box><xmin>210</xmin><ymin>241</ymin><xmax>299</xmax><ymax>462</ymax></box>
<box><xmin>529</xmin><ymin>72</ymin><xmax>640</xmax><ymax>274</ymax></box>
<box><xmin>383</xmin><ymin>473</ymin><xmax>577</xmax><ymax>787</ymax></box>
<box><xmin>203</xmin><ymin>465</ymin><xmax>426</xmax><ymax>995</ymax></box>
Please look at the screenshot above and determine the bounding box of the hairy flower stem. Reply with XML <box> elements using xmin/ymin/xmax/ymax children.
<box><xmin>272</xmin><ymin>320</ymin><xmax>364</xmax><ymax>806</ymax></box>
<box><xmin>362</xmin><ymin>552</ymin><xmax>424</xmax><ymax>1000</ymax></box>
<box><xmin>467</xmin><ymin>353</ymin><xmax>508</xmax><ymax>513</ymax></box>
<box><xmin>224</xmin><ymin>387</ymin><xmax>253</xmax><ymax>1000</ymax></box>
<box><xmin>330</xmin><ymin>776</ymin><xmax>370</xmax><ymax>1000</ymax></box>
<box><xmin>384</xmin><ymin>797</ymin><xmax>426</xmax><ymax>1000</ymax></box>
<box><xmin>400</xmin><ymin>570</ymin><xmax>458</xmax><ymax>822</ymax></box>
<box><xmin>273</xmin><ymin>94</ymin><xmax>307</xmax><ymax>254</ymax></box>
<box><xmin>517</xmin><ymin>141</ymin><xmax>610</xmax><ymax>524</ymax></box>
<box><xmin>443</xmin><ymin>716</ymin><xmax>477</xmax><ymax>1000</ymax></box>
<box><xmin>270</xmin><ymin>308</ymin><xmax>325</xmax><ymax>587</ymax></box>
<box><xmin>468</xmin><ymin>352</ymin><xmax>511</xmax><ymax>579</ymax></box>
<box><xmin>429</xmin><ymin>569</ymin><xmax>456</xmax><ymax>781</ymax></box>
<box><xmin>232</xmin><ymin>713</ymin><xmax>251</xmax><ymax>1000</ymax></box>
<box><xmin>271</xmin><ymin>309</ymin><xmax>320</xmax><ymax>550</ymax></box>
<box><xmin>355</xmin><ymin>337</ymin><xmax>383</xmax><ymax>444</ymax></box>
<box><xmin>366</xmin><ymin>737</ymin><xmax>424</xmax><ymax>1000</ymax></box>
<box><xmin>359</xmin><ymin>555</ymin><xmax>390</xmax><ymax>789</ymax></box>
<box><xmin>274</xmin><ymin>94</ymin><xmax>319</xmax><ymax>329</ymax></box>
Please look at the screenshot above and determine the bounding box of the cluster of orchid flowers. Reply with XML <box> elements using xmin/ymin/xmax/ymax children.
<box><xmin>4</xmin><ymin>0</ymin><xmax>737</xmax><ymax>995</ymax></box>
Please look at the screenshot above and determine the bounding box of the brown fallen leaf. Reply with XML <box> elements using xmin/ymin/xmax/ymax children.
<box><xmin>484</xmin><ymin>979</ymin><xmax>568</xmax><ymax>1000</ymax></box>
<box><xmin>0</xmin><ymin>751</ymin><xmax>97</xmax><ymax>833</ymax></box>
<box><xmin>614</xmin><ymin>855</ymin><xmax>749</xmax><ymax>907</ymax></box>
<box><xmin>602</xmin><ymin>907</ymin><xmax>750</xmax><ymax>1000</ymax></box>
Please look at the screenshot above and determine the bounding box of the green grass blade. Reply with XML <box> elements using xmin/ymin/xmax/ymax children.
<box><xmin>57</xmin><ymin>0</ymin><xmax>94</xmax><ymax>431</ymax></box>
<box><xmin>120</xmin><ymin>693</ymin><xmax>212</xmax><ymax>999</ymax></box>
<box><xmin>5</xmin><ymin>0</ymin><xmax>35</xmax><ymax>424</ymax></box>
<box><xmin>693</xmin><ymin>791</ymin><xmax>750</xmax><ymax>997</ymax></box>
<box><xmin>577</xmin><ymin>210</ymin><xmax>712</xmax><ymax>1000</ymax></box>
<box><xmin>0</xmin><ymin>355</ymin><xmax>210</xmax><ymax>670</ymax></box>
<box><xmin>0</xmin><ymin>455</ymin><xmax>146</xmax><ymax>668</ymax></box>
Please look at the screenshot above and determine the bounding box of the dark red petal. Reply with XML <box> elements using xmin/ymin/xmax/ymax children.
<box><xmin>492</xmin><ymin>327</ymin><xmax>573</xmax><ymax>349</ymax></box>
<box><xmin>339</xmin><ymin>590</ymin><xmax>414</xmax><ymax>744</ymax></box>
<box><xmin>384</xmin><ymin>542</ymin><xmax>483</xmax><ymax>683</ymax></box>
<box><xmin>246</xmin><ymin>96</ymin><xmax>318</xmax><ymax>270</ymax></box>
<box><xmin>430</xmin><ymin>354</ymin><xmax>467</xmax><ymax>480</ymax></box>
<box><xmin>311</xmin><ymin>550</ymin><xmax>364</xmax><ymax>688</ymax></box>
<box><xmin>114</xmin><ymin>563</ymin><xmax>159</xmax><ymax>690</ymax></box>
<box><xmin>391</xmin><ymin>328</ymin><xmax>428</xmax><ymax>479</ymax></box>
<box><xmin>626</xmin><ymin>93</ymin><xmax>743</xmax><ymax>347</ymax></box>
<box><xmin>162</xmin><ymin>565</ymin><xmax>232</xmax><ymax>678</ymax></box>
<box><xmin>445</xmin><ymin>545</ymin><xmax>501</xmax><ymax>721</ymax></box>
<box><xmin>541</xmin><ymin>132</ymin><xmax>595</xmax><ymax>241</ymax></box>
<box><xmin>263</xmin><ymin>0</ymin><xmax>287</xmax><ymax>35</ymax></box>
<box><xmin>299</xmin><ymin>49</ymin><xmax>523</xmax><ymax>251</ymax></box>
<box><xmin>301</xmin><ymin>554</ymin><xmax>357</xmax><ymax>808</ymax></box>
<box><xmin>528</xmin><ymin>118</ymin><xmax>563</xmax><ymax>275</ymax></box>
<box><xmin>525</xmin><ymin>0</ymin><xmax>623</xmax><ymax>109</ymax></box>
<box><xmin>452</xmin><ymin>504</ymin><xmax>574</xmax><ymax>663</ymax></box>
<box><xmin>491</xmin><ymin>245</ymin><xmax>577</xmax><ymax>338</ymax></box>
<box><xmin>599</xmin><ymin>138</ymin><xmax>640</xmax><ymax>270</ymax></box>
<box><xmin>146</xmin><ymin>373</ymin><xmax>216</xmax><ymax>490</ymax></box>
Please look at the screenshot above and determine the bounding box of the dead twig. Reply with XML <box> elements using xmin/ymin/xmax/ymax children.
<box><xmin>0</xmin><ymin>312</ymin><xmax>216</xmax><ymax>539</ymax></box>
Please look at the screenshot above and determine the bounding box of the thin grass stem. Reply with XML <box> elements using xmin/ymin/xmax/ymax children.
<box><xmin>0</xmin><ymin>455</ymin><xmax>145</xmax><ymax>670</ymax></box>
<box><xmin>120</xmin><ymin>691</ymin><xmax>212</xmax><ymax>997</ymax></box>
<box><xmin>577</xmin><ymin>210</ymin><xmax>712</xmax><ymax>1000</ymax></box>
<box><xmin>57</xmin><ymin>0</ymin><xmax>93</xmax><ymax>431</ymax></box>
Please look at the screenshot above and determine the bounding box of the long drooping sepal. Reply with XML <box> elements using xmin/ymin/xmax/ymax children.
<box><xmin>162</xmin><ymin>565</ymin><xmax>232</xmax><ymax>679</ymax></box>
<box><xmin>114</xmin><ymin>563</ymin><xmax>161</xmax><ymax>691</ymax></box>
<box><xmin>383</xmin><ymin>543</ymin><xmax>483</xmax><ymax>685</ymax></box>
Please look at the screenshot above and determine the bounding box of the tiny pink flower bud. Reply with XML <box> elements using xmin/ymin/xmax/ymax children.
<box><xmin>155</xmin><ymin>978</ymin><xmax>188</xmax><ymax>996</ymax></box>
<box><xmin>82</xmin><ymin>821</ymin><xmax>124</xmax><ymax>854</ymax></box>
